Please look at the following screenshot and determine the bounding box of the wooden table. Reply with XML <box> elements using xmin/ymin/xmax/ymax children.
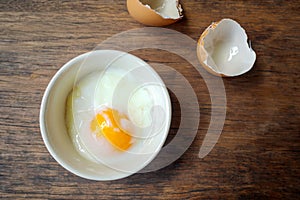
<box><xmin>1</xmin><ymin>0</ymin><xmax>299</xmax><ymax>199</ymax></box>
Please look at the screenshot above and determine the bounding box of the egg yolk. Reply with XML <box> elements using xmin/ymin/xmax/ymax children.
<box><xmin>90</xmin><ymin>108</ymin><xmax>132</xmax><ymax>151</ymax></box>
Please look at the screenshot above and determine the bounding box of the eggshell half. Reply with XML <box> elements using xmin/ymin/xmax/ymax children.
<box><xmin>197</xmin><ymin>19</ymin><xmax>256</xmax><ymax>77</ymax></box>
<box><xmin>127</xmin><ymin>0</ymin><xmax>183</xmax><ymax>26</ymax></box>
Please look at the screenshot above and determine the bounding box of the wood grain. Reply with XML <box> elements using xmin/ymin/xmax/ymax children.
<box><xmin>1</xmin><ymin>0</ymin><xmax>299</xmax><ymax>199</ymax></box>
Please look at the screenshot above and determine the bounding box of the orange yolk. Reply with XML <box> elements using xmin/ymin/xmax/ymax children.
<box><xmin>90</xmin><ymin>108</ymin><xmax>132</xmax><ymax>151</ymax></box>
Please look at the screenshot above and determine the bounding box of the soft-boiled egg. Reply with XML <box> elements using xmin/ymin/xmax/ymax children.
<box><xmin>65</xmin><ymin>66</ymin><xmax>164</xmax><ymax>171</ymax></box>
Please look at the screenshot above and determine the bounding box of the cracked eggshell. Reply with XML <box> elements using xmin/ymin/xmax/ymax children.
<box><xmin>127</xmin><ymin>0</ymin><xmax>183</xmax><ymax>26</ymax></box>
<box><xmin>197</xmin><ymin>19</ymin><xmax>256</xmax><ymax>77</ymax></box>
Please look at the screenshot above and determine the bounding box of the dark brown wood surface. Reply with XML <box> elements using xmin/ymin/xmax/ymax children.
<box><xmin>1</xmin><ymin>0</ymin><xmax>299</xmax><ymax>199</ymax></box>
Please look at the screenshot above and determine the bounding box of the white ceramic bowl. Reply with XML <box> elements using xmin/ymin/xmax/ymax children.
<box><xmin>39</xmin><ymin>50</ymin><xmax>171</xmax><ymax>180</ymax></box>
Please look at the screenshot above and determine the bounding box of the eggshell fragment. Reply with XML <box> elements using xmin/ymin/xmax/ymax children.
<box><xmin>127</xmin><ymin>0</ymin><xmax>183</xmax><ymax>26</ymax></box>
<box><xmin>197</xmin><ymin>19</ymin><xmax>256</xmax><ymax>77</ymax></box>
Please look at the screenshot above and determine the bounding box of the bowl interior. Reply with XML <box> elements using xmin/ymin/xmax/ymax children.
<box><xmin>40</xmin><ymin>50</ymin><xmax>171</xmax><ymax>180</ymax></box>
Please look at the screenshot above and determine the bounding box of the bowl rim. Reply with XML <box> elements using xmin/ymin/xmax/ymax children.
<box><xmin>39</xmin><ymin>50</ymin><xmax>172</xmax><ymax>180</ymax></box>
